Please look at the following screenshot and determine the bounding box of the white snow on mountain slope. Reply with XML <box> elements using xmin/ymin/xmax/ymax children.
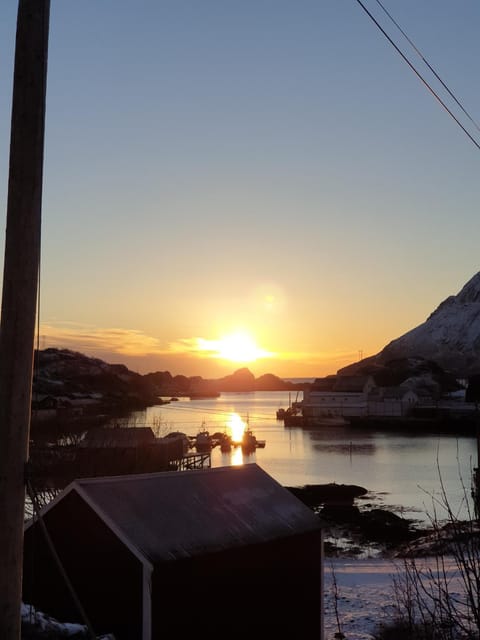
<box><xmin>378</xmin><ymin>272</ymin><xmax>480</xmax><ymax>376</ymax></box>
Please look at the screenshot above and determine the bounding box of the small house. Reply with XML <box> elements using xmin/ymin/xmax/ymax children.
<box><xmin>23</xmin><ymin>464</ymin><xmax>324</xmax><ymax>640</ymax></box>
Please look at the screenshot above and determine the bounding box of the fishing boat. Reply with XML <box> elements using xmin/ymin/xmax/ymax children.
<box><xmin>194</xmin><ymin>427</ymin><xmax>212</xmax><ymax>453</ymax></box>
<box><xmin>241</xmin><ymin>427</ymin><xmax>266</xmax><ymax>454</ymax></box>
<box><xmin>276</xmin><ymin>391</ymin><xmax>301</xmax><ymax>420</ymax></box>
<box><xmin>219</xmin><ymin>432</ymin><xmax>232</xmax><ymax>453</ymax></box>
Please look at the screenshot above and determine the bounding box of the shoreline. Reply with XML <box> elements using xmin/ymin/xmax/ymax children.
<box><xmin>286</xmin><ymin>482</ymin><xmax>477</xmax><ymax>559</ymax></box>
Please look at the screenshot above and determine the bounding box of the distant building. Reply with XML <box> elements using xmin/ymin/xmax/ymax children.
<box><xmin>23</xmin><ymin>464</ymin><xmax>324</xmax><ymax>640</ymax></box>
<box><xmin>301</xmin><ymin>375</ymin><xmax>436</xmax><ymax>420</ymax></box>
<box><xmin>302</xmin><ymin>375</ymin><xmax>375</xmax><ymax>420</ymax></box>
<box><xmin>367</xmin><ymin>387</ymin><xmax>419</xmax><ymax>417</ymax></box>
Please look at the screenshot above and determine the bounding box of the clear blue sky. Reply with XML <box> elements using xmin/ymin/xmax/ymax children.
<box><xmin>0</xmin><ymin>1</ymin><xmax>478</xmax><ymax>377</ymax></box>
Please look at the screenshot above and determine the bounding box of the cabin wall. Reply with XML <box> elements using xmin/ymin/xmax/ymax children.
<box><xmin>151</xmin><ymin>529</ymin><xmax>323</xmax><ymax>639</ymax></box>
<box><xmin>23</xmin><ymin>491</ymin><xmax>143</xmax><ymax>640</ymax></box>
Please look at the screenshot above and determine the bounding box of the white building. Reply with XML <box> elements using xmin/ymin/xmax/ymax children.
<box><xmin>302</xmin><ymin>375</ymin><xmax>375</xmax><ymax>420</ymax></box>
<box><xmin>302</xmin><ymin>375</ymin><xmax>427</xmax><ymax>420</ymax></box>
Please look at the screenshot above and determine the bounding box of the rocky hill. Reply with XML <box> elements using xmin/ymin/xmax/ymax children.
<box><xmin>33</xmin><ymin>348</ymin><xmax>160</xmax><ymax>409</ymax></box>
<box><xmin>340</xmin><ymin>272</ymin><xmax>480</xmax><ymax>378</ymax></box>
<box><xmin>34</xmin><ymin>350</ymin><xmax>305</xmax><ymax>409</ymax></box>
<box><xmin>144</xmin><ymin>366</ymin><xmax>305</xmax><ymax>395</ymax></box>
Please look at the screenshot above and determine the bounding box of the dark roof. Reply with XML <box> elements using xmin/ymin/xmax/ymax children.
<box><xmin>311</xmin><ymin>376</ymin><xmax>337</xmax><ymax>391</ymax></box>
<box><xmin>81</xmin><ymin>426</ymin><xmax>156</xmax><ymax>448</ymax></box>
<box><xmin>311</xmin><ymin>375</ymin><xmax>373</xmax><ymax>393</ymax></box>
<box><xmin>334</xmin><ymin>376</ymin><xmax>371</xmax><ymax>393</ymax></box>
<box><xmin>57</xmin><ymin>464</ymin><xmax>322</xmax><ymax>564</ymax></box>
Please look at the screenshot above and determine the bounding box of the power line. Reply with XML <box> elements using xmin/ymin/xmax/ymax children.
<box><xmin>354</xmin><ymin>0</ymin><xmax>480</xmax><ymax>151</ymax></box>
<box><xmin>133</xmin><ymin>401</ymin><xmax>278</xmax><ymax>424</ymax></box>
<box><xmin>374</xmin><ymin>0</ymin><xmax>480</xmax><ymax>134</ymax></box>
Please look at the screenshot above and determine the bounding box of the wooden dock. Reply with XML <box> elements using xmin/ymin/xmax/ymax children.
<box><xmin>174</xmin><ymin>452</ymin><xmax>211</xmax><ymax>471</ymax></box>
<box><xmin>27</xmin><ymin>443</ymin><xmax>212</xmax><ymax>491</ymax></box>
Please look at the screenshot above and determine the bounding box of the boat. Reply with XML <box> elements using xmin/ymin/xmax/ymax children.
<box><xmin>240</xmin><ymin>427</ymin><xmax>265</xmax><ymax>454</ymax></box>
<box><xmin>194</xmin><ymin>427</ymin><xmax>212</xmax><ymax>452</ymax></box>
<box><xmin>277</xmin><ymin>390</ymin><xmax>302</xmax><ymax>420</ymax></box>
<box><xmin>219</xmin><ymin>432</ymin><xmax>232</xmax><ymax>452</ymax></box>
<box><xmin>277</xmin><ymin>406</ymin><xmax>299</xmax><ymax>420</ymax></box>
<box><xmin>283</xmin><ymin>412</ymin><xmax>305</xmax><ymax>427</ymax></box>
<box><xmin>163</xmin><ymin>431</ymin><xmax>191</xmax><ymax>454</ymax></box>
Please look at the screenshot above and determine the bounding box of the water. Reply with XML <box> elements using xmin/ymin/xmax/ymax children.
<box><xmin>125</xmin><ymin>390</ymin><xmax>478</xmax><ymax>525</ymax></box>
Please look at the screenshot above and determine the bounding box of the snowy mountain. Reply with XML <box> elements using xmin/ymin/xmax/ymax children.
<box><xmin>344</xmin><ymin>272</ymin><xmax>480</xmax><ymax>378</ymax></box>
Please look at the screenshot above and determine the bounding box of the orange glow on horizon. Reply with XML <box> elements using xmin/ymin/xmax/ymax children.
<box><xmin>39</xmin><ymin>321</ymin><xmax>373</xmax><ymax>378</ymax></box>
<box><xmin>197</xmin><ymin>331</ymin><xmax>272</xmax><ymax>364</ymax></box>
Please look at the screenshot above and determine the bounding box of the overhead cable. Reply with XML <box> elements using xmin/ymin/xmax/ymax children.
<box><xmin>374</xmin><ymin>0</ymin><xmax>480</xmax><ymax>134</ymax></box>
<box><xmin>354</xmin><ymin>0</ymin><xmax>480</xmax><ymax>151</ymax></box>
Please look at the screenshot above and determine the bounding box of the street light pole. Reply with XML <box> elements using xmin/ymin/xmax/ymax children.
<box><xmin>0</xmin><ymin>1</ymin><xmax>50</xmax><ymax>637</ymax></box>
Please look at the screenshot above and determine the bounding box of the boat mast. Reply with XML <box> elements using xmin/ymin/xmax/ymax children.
<box><xmin>0</xmin><ymin>1</ymin><xmax>50</xmax><ymax>637</ymax></box>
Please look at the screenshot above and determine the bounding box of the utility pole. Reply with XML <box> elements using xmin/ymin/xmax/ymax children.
<box><xmin>0</xmin><ymin>1</ymin><xmax>50</xmax><ymax>637</ymax></box>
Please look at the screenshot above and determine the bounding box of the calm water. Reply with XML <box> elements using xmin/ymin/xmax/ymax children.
<box><xmin>126</xmin><ymin>391</ymin><xmax>478</xmax><ymax>525</ymax></box>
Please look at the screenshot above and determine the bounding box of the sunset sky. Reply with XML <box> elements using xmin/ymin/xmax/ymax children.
<box><xmin>0</xmin><ymin>1</ymin><xmax>478</xmax><ymax>379</ymax></box>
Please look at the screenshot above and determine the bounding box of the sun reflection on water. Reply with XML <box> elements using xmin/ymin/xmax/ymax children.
<box><xmin>227</xmin><ymin>413</ymin><xmax>246</xmax><ymax>443</ymax></box>
<box><xmin>230</xmin><ymin>446</ymin><xmax>243</xmax><ymax>466</ymax></box>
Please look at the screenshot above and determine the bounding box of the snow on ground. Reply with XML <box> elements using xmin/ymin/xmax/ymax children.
<box><xmin>323</xmin><ymin>557</ymin><xmax>463</xmax><ymax>640</ymax></box>
<box><xmin>324</xmin><ymin>559</ymin><xmax>398</xmax><ymax>640</ymax></box>
<box><xmin>22</xmin><ymin>557</ymin><xmax>464</xmax><ymax>639</ymax></box>
<box><xmin>21</xmin><ymin>603</ymin><xmax>114</xmax><ymax>639</ymax></box>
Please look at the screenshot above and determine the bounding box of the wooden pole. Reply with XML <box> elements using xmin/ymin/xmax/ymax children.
<box><xmin>0</xmin><ymin>1</ymin><xmax>50</xmax><ymax>637</ymax></box>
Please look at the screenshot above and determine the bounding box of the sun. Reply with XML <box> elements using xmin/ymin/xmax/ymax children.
<box><xmin>194</xmin><ymin>330</ymin><xmax>272</xmax><ymax>363</ymax></box>
<box><xmin>216</xmin><ymin>331</ymin><xmax>269</xmax><ymax>363</ymax></box>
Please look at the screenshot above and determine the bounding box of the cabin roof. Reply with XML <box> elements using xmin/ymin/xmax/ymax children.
<box><xmin>64</xmin><ymin>464</ymin><xmax>322</xmax><ymax>564</ymax></box>
<box><xmin>81</xmin><ymin>426</ymin><xmax>156</xmax><ymax>447</ymax></box>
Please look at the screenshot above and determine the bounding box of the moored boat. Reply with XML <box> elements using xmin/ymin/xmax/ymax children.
<box><xmin>194</xmin><ymin>427</ymin><xmax>212</xmax><ymax>452</ymax></box>
<box><xmin>283</xmin><ymin>413</ymin><xmax>305</xmax><ymax>427</ymax></box>
<box><xmin>219</xmin><ymin>433</ymin><xmax>232</xmax><ymax>452</ymax></box>
<box><xmin>241</xmin><ymin>427</ymin><xmax>262</xmax><ymax>454</ymax></box>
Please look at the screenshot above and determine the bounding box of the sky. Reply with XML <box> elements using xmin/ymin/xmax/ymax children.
<box><xmin>0</xmin><ymin>1</ymin><xmax>479</xmax><ymax>379</ymax></box>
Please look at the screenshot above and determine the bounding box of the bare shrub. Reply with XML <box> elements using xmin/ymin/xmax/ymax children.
<box><xmin>375</xmin><ymin>453</ymin><xmax>480</xmax><ymax>640</ymax></box>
